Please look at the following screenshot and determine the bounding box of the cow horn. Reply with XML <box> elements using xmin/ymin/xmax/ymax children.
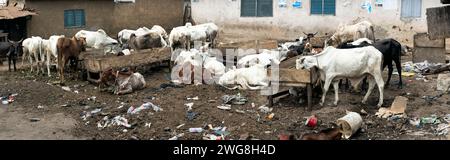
<box><xmin>314</xmin><ymin>32</ymin><xmax>318</xmax><ymax>35</ymax></box>
<box><xmin>18</xmin><ymin>38</ymin><xmax>23</xmax><ymax>43</ymax></box>
<box><xmin>303</xmin><ymin>32</ymin><xmax>308</xmax><ymax>35</ymax></box>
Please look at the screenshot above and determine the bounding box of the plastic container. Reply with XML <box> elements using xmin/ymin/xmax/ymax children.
<box><xmin>336</xmin><ymin>112</ymin><xmax>363</xmax><ymax>139</ymax></box>
<box><xmin>189</xmin><ymin>128</ymin><xmax>203</xmax><ymax>133</ymax></box>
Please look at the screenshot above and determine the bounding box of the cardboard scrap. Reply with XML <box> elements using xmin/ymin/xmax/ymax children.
<box><xmin>375</xmin><ymin>96</ymin><xmax>407</xmax><ymax>118</ymax></box>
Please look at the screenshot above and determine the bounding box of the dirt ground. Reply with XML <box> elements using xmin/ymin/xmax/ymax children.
<box><xmin>0</xmin><ymin>54</ymin><xmax>449</xmax><ymax>140</ymax></box>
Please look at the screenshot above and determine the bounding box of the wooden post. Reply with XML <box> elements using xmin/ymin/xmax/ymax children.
<box><xmin>307</xmin><ymin>84</ymin><xmax>312</xmax><ymax>111</ymax></box>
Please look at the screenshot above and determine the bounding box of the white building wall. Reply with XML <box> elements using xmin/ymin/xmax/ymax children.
<box><xmin>191</xmin><ymin>0</ymin><xmax>443</xmax><ymax>45</ymax></box>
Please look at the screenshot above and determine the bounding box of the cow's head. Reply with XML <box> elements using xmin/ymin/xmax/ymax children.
<box><xmin>303</xmin><ymin>32</ymin><xmax>318</xmax><ymax>41</ymax></box>
<box><xmin>7</xmin><ymin>39</ymin><xmax>23</xmax><ymax>57</ymax></box>
<box><xmin>74</xmin><ymin>37</ymin><xmax>87</xmax><ymax>51</ymax></box>
<box><xmin>296</xmin><ymin>56</ymin><xmax>316</xmax><ymax>70</ymax></box>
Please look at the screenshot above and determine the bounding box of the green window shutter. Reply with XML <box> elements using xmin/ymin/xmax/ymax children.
<box><xmin>323</xmin><ymin>0</ymin><xmax>336</xmax><ymax>15</ymax></box>
<box><xmin>311</xmin><ymin>0</ymin><xmax>323</xmax><ymax>15</ymax></box>
<box><xmin>241</xmin><ymin>0</ymin><xmax>257</xmax><ymax>17</ymax></box>
<box><xmin>257</xmin><ymin>0</ymin><xmax>273</xmax><ymax>17</ymax></box>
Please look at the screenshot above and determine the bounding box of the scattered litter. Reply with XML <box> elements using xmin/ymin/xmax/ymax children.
<box><xmin>61</xmin><ymin>104</ymin><xmax>70</xmax><ymax>108</ymax></box>
<box><xmin>375</xmin><ymin>96</ymin><xmax>407</xmax><ymax>119</ymax></box>
<box><xmin>97</xmin><ymin>115</ymin><xmax>132</xmax><ymax>129</ymax></box>
<box><xmin>176</xmin><ymin>124</ymin><xmax>185</xmax><ymax>129</ymax></box>
<box><xmin>145</xmin><ymin>123</ymin><xmax>152</xmax><ymax>128</ymax></box>
<box><xmin>420</xmin><ymin>115</ymin><xmax>441</xmax><ymax>125</ymax></box>
<box><xmin>29</xmin><ymin>118</ymin><xmax>41</xmax><ymax>122</ymax></box>
<box><xmin>217</xmin><ymin>104</ymin><xmax>231</xmax><ymax>110</ymax></box>
<box><xmin>128</xmin><ymin>102</ymin><xmax>162</xmax><ymax>115</ymax></box>
<box><xmin>186</xmin><ymin>111</ymin><xmax>197</xmax><ymax>121</ymax></box>
<box><xmin>189</xmin><ymin>128</ymin><xmax>204</xmax><ymax>133</ymax></box>
<box><xmin>74</xmin><ymin>90</ymin><xmax>79</xmax><ymax>94</ymax></box>
<box><xmin>203</xmin><ymin>134</ymin><xmax>222</xmax><ymax>140</ymax></box>
<box><xmin>267</xmin><ymin>113</ymin><xmax>275</xmax><ymax>120</ymax></box>
<box><xmin>185</xmin><ymin>102</ymin><xmax>194</xmax><ymax>111</ymax></box>
<box><xmin>61</xmin><ymin>86</ymin><xmax>71</xmax><ymax>92</ymax></box>
<box><xmin>409</xmin><ymin>118</ymin><xmax>421</xmax><ymax>127</ymax></box>
<box><xmin>169</xmin><ymin>133</ymin><xmax>185</xmax><ymax>140</ymax></box>
<box><xmin>336</xmin><ymin>112</ymin><xmax>363</xmax><ymax>139</ymax></box>
<box><xmin>1</xmin><ymin>93</ymin><xmax>17</xmax><ymax>104</ymax></box>
<box><xmin>37</xmin><ymin>105</ymin><xmax>44</xmax><ymax>109</ymax></box>
<box><xmin>88</xmin><ymin>96</ymin><xmax>96</xmax><ymax>101</ymax></box>
<box><xmin>90</xmin><ymin>108</ymin><xmax>102</xmax><ymax>114</ymax></box>
<box><xmin>222</xmin><ymin>93</ymin><xmax>247</xmax><ymax>105</ymax></box>
<box><xmin>187</xmin><ymin>96</ymin><xmax>199</xmax><ymax>101</ymax></box>
<box><xmin>251</xmin><ymin>103</ymin><xmax>255</xmax><ymax>108</ymax></box>
<box><xmin>123</xmin><ymin>129</ymin><xmax>128</xmax><ymax>133</ymax></box>
<box><xmin>444</xmin><ymin>114</ymin><xmax>450</xmax><ymax>123</ymax></box>
<box><xmin>264</xmin><ymin>131</ymin><xmax>273</xmax><ymax>134</ymax></box>
<box><xmin>214</xmin><ymin>130</ymin><xmax>230</xmax><ymax>136</ymax></box>
<box><xmin>258</xmin><ymin>105</ymin><xmax>273</xmax><ymax>113</ymax></box>
<box><xmin>305</xmin><ymin>115</ymin><xmax>318</xmax><ymax>127</ymax></box>
<box><xmin>402</xmin><ymin>72</ymin><xmax>415</xmax><ymax>77</ymax></box>
<box><xmin>235</xmin><ymin>109</ymin><xmax>245</xmax><ymax>114</ymax></box>
<box><xmin>435</xmin><ymin>123</ymin><xmax>449</xmax><ymax>136</ymax></box>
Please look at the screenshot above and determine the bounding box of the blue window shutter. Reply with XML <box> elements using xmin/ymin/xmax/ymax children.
<box><xmin>64</xmin><ymin>10</ymin><xmax>75</xmax><ymax>27</ymax></box>
<box><xmin>257</xmin><ymin>0</ymin><xmax>273</xmax><ymax>17</ymax></box>
<box><xmin>241</xmin><ymin>0</ymin><xmax>257</xmax><ymax>17</ymax></box>
<box><xmin>311</xmin><ymin>0</ymin><xmax>323</xmax><ymax>15</ymax></box>
<box><xmin>401</xmin><ymin>0</ymin><xmax>422</xmax><ymax>18</ymax></box>
<box><xmin>323</xmin><ymin>0</ymin><xmax>336</xmax><ymax>15</ymax></box>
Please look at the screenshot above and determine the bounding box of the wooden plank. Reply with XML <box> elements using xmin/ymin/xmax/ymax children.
<box><xmin>446</xmin><ymin>38</ymin><xmax>450</xmax><ymax>54</ymax></box>
<box><xmin>84</xmin><ymin>47</ymin><xmax>171</xmax><ymax>73</ymax></box>
<box><xmin>427</xmin><ymin>6</ymin><xmax>450</xmax><ymax>39</ymax></box>
<box><xmin>413</xmin><ymin>47</ymin><xmax>446</xmax><ymax>63</ymax></box>
<box><xmin>414</xmin><ymin>33</ymin><xmax>445</xmax><ymax>48</ymax></box>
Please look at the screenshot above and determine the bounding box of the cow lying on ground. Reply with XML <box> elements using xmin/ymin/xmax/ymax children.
<box><xmin>98</xmin><ymin>67</ymin><xmax>146</xmax><ymax>95</ymax></box>
<box><xmin>75</xmin><ymin>29</ymin><xmax>118</xmax><ymax>54</ymax></box>
<box><xmin>171</xmin><ymin>48</ymin><xmax>225</xmax><ymax>85</ymax></box>
<box><xmin>218</xmin><ymin>64</ymin><xmax>269</xmax><ymax>90</ymax></box>
<box><xmin>128</xmin><ymin>31</ymin><xmax>167</xmax><ymax>51</ymax></box>
<box><xmin>337</xmin><ymin>38</ymin><xmax>403</xmax><ymax>88</ymax></box>
<box><xmin>296</xmin><ymin>46</ymin><xmax>385</xmax><ymax>107</ymax></box>
<box><xmin>236</xmin><ymin>49</ymin><xmax>287</xmax><ymax>68</ymax></box>
<box><xmin>0</xmin><ymin>39</ymin><xmax>22</xmax><ymax>71</ymax></box>
<box><xmin>57</xmin><ymin>37</ymin><xmax>87</xmax><ymax>84</ymax></box>
<box><xmin>325</xmin><ymin>21</ymin><xmax>375</xmax><ymax>47</ymax></box>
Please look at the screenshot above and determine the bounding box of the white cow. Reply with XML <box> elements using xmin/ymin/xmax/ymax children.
<box><xmin>326</xmin><ymin>21</ymin><xmax>375</xmax><ymax>47</ymax></box>
<box><xmin>237</xmin><ymin>49</ymin><xmax>286</xmax><ymax>68</ymax></box>
<box><xmin>22</xmin><ymin>36</ymin><xmax>44</xmax><ymax>73</ymax></box>
<box><xmin>39</xmin><ymin>35</ymin><xmax>65</xmax><ymax>77</ymax></box>
<box><xmin>151</xmin><ymin>25</ymin><xmax>168</xmax><ymax>40</ymax></box>
<box><xmin>218</xmin><ymin>64</ymin><xmax>269</xmax><ymax>90</ymax></box>
<box><xmin>75</xmin><ymin>29</ymin><xmax>118</xmax><ymax>50</ymax></box>
<box><xmin>192</xmin><ymin>23</ymin><xmax>219</xmax><ymax>45</ymax></box>
<box><xmin>296</xmin><ymin>46</ymin><xmax>384</xmax><ymax>107</ymax></box>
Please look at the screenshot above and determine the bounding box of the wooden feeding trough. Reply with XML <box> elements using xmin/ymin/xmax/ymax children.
<box><xmin>80</xmin><ymin>47</ymin><xmax>171</xmax><ymax>83</ymax></box>
<box><xmin>266</xmin><ymin>55</ymin><xmax>318</xmax><ymax>110</ymax></box>
<box><xmin>216</xmin><ymin>40</ymin><xmax>278</xmax><ymax>66</ymax></box>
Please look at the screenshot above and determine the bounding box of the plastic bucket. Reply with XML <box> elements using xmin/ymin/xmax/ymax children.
<box><xmin>336</xmin><ymin>112</ymin><xmax>363</xmax><ymax>139</ymax></box>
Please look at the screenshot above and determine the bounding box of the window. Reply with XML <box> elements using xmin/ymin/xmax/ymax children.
<box><xmin>311</xmin><ymin>0</ymin><xmax>336</xmax><ymax>15</ymax></box>
<box><xmin>241</xmin><ymin>0</ymin><xmax>273</xmax><ymax>17</ymax></box>
<box><xmin>401</xmin><ymin>0</ymin><xmax>422</xmax><ymax>18</ymax></box>
<box><xmin>64</xmin><ymin>9</ymin><xmax>85</xmax><ymax>28</ymax></box>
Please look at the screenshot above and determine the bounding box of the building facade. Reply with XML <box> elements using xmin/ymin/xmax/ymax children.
<box><xmin>26</xmin><ymin>0</ymin><xmax>185</xmax><ymax>38</ymax></box>
<box><xmin>191</xmin><ymin>0</ymin><xmax>445</xmax><ymax>44</ymax></box>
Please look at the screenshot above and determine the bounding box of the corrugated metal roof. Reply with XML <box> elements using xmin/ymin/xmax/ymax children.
<box><xmin>0</xmin><ymin>6</ymin><xmax>37</xmax><ymax>20</ymax></box>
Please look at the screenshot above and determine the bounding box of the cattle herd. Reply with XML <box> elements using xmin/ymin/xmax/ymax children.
<box><xmin>0</xmin><ymin>20</ymin><xmax>405</xmax><ymax>107</ymax></box>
